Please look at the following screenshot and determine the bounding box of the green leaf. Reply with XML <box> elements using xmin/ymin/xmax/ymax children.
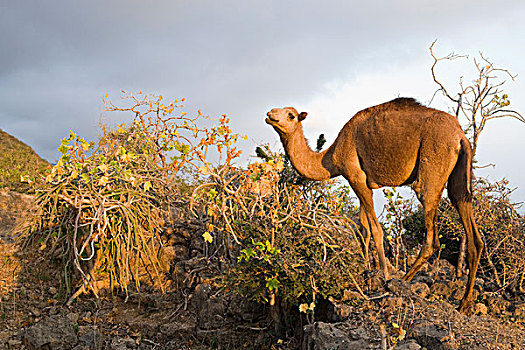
<box><xmin>265</xmin><ymin>277</ymin><xmax>279</xmax><ymax>291</ymax></box>
<box><xmin>81</xmin><ymin>173</ymin><xmax>90</xmax><ymax>183</ymax></box>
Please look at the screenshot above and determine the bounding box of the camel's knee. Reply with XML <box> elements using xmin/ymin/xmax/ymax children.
<box><xmin>467</xmin><ymin>240</ymin><xmax>483</xmax><ymax>267</ymax></box>
<box><xmin>474</xmin><ymin>232</ymin><xmax>484</xmax><ymax>253</ymax></box>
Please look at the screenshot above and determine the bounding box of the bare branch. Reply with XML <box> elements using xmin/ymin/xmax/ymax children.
<box><xmin>429</xmin><ymin>40</ymin><xmax>468</xmax><ymax>105</ymax></box>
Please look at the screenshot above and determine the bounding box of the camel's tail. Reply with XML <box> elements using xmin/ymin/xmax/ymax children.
<box><xmin>447</xmin><ymin>137</ymin><xmax>473</xmax><ymax>203</ymax></box>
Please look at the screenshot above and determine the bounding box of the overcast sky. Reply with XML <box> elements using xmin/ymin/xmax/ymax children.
<box><xmin>1</xmin><ymin>0</ymin><xmax>524</xmax><ymax>207</ymax></box>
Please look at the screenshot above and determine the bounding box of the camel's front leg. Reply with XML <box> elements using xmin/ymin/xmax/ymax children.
<box><xmin>353</xmin><ymin>182</ymin><xmax>390</xmax><ymax>280</ymax></box>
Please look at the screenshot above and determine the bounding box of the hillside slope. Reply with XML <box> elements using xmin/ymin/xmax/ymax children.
<box><xmin>0</xmin><ymin>129</ymin><xmax>49</xmax><ymax>192</ymax></box>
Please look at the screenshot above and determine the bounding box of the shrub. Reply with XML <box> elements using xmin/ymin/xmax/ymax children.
<box><xmin>193</xmin><ymin>145</ymin><xmax>365</xmax><ymax>317</ymax></box>
<box><xmin>388</xmin><ymin>178</ymin><xmax>524</xmax><ymax>294</ymax></box>
<box><xmin>24</xmin><ymin>92</ymin><xmax>242</xmax><ymax>299</ymax></box>
<box><xmin>23</xmin><ymin>91</ymin><xmax>368</xmax><ymax>316</ymax></box>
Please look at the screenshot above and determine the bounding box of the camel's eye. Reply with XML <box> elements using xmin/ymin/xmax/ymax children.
<box><xmin>288</xmin><ymin>113</ymin><xmax>295</xmax><ymax>120</ymax></box>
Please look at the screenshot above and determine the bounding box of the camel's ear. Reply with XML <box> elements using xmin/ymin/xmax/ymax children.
<box><xmin>298</xmin><ymin>112</ymin><xmax>307</xmax><ymax>121</ymax></box>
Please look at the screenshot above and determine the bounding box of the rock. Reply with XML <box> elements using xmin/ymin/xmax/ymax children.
<box><xmin>20</xmin><ymin>314</ymin><xmax>78</xmax><ymax>350</ymax></box>
<box><xmin>159</xmin><ymin>245</ymin><xmax>188</xmax><ymax>271</ymax></box>
<box><xmin>342</xmin><ymin>290</ymin><xmax>364</xmax><ymax>302</ymax></box>
<box><xmin>513</xmin><ymin>302</ymin><xmax>525</xmax><ymax>317</ymax></box>
<box><xmin>8</xmin><ymin>339</ymin><xmax>23</xmax><ymax>348</ymax></box>
<box><xmin>328</xmin><ymin>301</ymin><xmax>355</xmax><ymax>321</ymax></box>
<box><xmin>72</xmin><ymin>328</ymin><xmax>103</xmax><ymax>350</ymax></box>
<box><xmin>191</xmin><ymin>283</ymin><xmax>213</xmax><ymax>309</ymax></box>
<box><xmin>198</xmin><ymin>296</ymin><xmax>227</xmax><ymax>330</ymax></box>
<box><xmin>383</xmin><ymin>296</ymin><xmax>404</xmax><ymax>309</ymax></box>
<box><xmin>160</xmin><ymin>321</ymin><xmax>196</xmax><ymax>337</ymax></box>
<box><xmin>473</xmin><ymin>303</ymin><xmax>488</xmax><ymax>316</ymax></box>
<box><xmin>432</xmin><ymin>259</ymin><xmax>456</xmax><ymax>280</ymax></box>
<box><xmin>430</xmin><ymin>282</ymin><xmax>452</xmax><ymax>299</ymax></box>
<box><xmin>412</xmin><ymin>274</ymin><xmax>434</xmax><ymax>286</ymax></box>
<box><xmin>395</xmin><ymin>339</ymin><xmax>422</xmax><ymax>349</ymax></box>
<box><xmin>410</xmin><ymin>282</ymin><xmax>430</xmax><ymax>298</ymax></box>
<box><xmin>109</xmin><ymin>337</ymin><xmax>137</xmax><ymax>350</ymax></box>
<box><xmin>302</xmin><ymin>322</ymin><xmax>371</xmax><ymax>350</ymax></box>
<box><xmin>486</xmin><ymin>296</ymin><xmax>510</xmax><ymax>315</ymax></box>
<box><xmin>410</xmin><ymin>322</ymin><xmax>458</xmax><ymax>350</ymax></box>
<box><xmin>67</xmin><ymin>312</ymin><xmax>79</xmax><ymax>325</ymax></box>
<box><xmin>387</xmin><ymin>279</ymin><xmax>412</xmax><ymax>297</ymax></box>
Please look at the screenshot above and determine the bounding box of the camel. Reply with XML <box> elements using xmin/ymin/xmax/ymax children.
<box><xmin>265</xmin><ymin>97</ymin><xmax>483</xmax><ymax>313</ymax></box>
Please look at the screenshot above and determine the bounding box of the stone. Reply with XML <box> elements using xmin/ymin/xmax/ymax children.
<box><xmin>20</xmin><ymin>314</ymin><xmax>78</xmax><ymax>350</ymax></box>
<box><xmin>109</xmin><ymin>337</ymin><xmax>137</xmax><ymax>350</ymax></box>
<box><xmin>447</xmin><ymin>279</ymin><xmax>472</xmax><ymax>301</ymax></box>
<box><xmin>302</xmin><ymin>322</ymin><xmax>370</xmax><ymax>350</ymax></box>
<box><xmin>473</xmin><ymin>303</ymin><xmax>488</xmax><ymax>316</ymax></box>
<box><xmin>72</xmin><ymin>329</ymin><xmax>104</xmax><ymax>350</ymax></box>
<box><xmin>387</xmin><ymin>279</ymin><xmax>412</xmax><ymax>297</ymax></box>
<box><xmin>159</xmin><ymin>245</ymin><xmax>188</xmax><ymax>271</ymax></box>
<box><xmin>430</xmin><ymin>282</ymin><xmax>452</xmax><ymax>299</ymax></box>
<box><xmin>395</xmin><ymin>339</ymin><xmax>422</xmax><ymax>349</ymax></box>
<box><xmin>383</xmin><ymin>296</ymin><xmax>404</xmax><ymax>309</ymax></box>
<box><xmin>342</xmin><ymin>290</ymin><xmax>364</xmax><ymax>302</ymax></box>
<box><xmin>486</xmin><ymin>296</ymin><xmax>510</xmax><ymax>315</ymax></box>
<box><xmin>160</xmin><ymin>321</ymin><xmax>196</xmax><ymax>337</ymax></box>
<box><xmin>410</xmin><ymin>322</ymin><xmax>458</xmax><ymax>350</ymax></box>
<box><xmin>410</xmin><ymin>282</ymin><xmax>430</xmax><ymax>298</ymax></box>
<box><xmin>432</xmin><ymin>259</ymin><xmax>456</xmax><ymax>280</ymax></box>
<box><xmin>513</xmin><ymin>302</ymin><xmax>525</xmax><ymax>317</ymax></box>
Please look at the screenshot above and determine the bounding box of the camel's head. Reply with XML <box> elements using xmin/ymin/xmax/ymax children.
<box><xmin>266</xmin><ymin>107</ymin><xmax>307</xmax><ymax>136</ymax></box>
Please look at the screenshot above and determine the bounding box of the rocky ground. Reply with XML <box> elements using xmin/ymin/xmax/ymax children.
<box><xmin>0</xmin><ymin>188</ymin><xmax>524</xmax><ymax>349</ymax></box>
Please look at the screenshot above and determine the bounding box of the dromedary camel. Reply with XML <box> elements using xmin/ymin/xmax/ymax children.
<box><xmin>266</xmin><ymin>98</ymin><xmax>483</xmax><ymax>313</ymax></box>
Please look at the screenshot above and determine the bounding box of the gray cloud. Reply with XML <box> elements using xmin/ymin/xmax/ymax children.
<box><xmin>1</xmin><ymin>0</ymin><xmax>524</xmax><ymax>203</ymax></box>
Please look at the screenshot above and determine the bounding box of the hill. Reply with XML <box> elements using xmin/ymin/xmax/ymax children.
<box><xmin>0</xmin><ymin>129</ymin><xmax>49</xmax><ymax>192</ymax></box>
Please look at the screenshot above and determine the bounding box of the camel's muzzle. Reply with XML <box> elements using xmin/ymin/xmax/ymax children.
<box><xmin>265</xmin><ymin>116</ymin><xmax>278</xmax><ymax>125</ymax></box>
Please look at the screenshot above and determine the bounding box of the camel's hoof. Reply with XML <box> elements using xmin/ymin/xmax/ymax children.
<box><xmin>458</xmin><ymin>300</ymin><xmax>474</xmax><ymax>315</ymax></box>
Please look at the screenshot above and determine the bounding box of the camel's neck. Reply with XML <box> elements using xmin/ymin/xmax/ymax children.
<box><xmin>280</xmin><ymin>125</ymin><xmax>338</xmax><ymax>181</ymax></box>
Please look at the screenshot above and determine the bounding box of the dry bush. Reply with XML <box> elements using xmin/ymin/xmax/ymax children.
<box><xmin>397</xmin><ymin>178</ymin><xmax>524</xmax><ymax>294</ymax></box>
<box><xmin>23</xmin><ymin>92</ymin><xmax>241</xmax><ymax>301</ymax></box>
<box><xmin>472</xmin><ymin>179</ymin><xmax>524</xmax><ymax>293</ymax></box>
<box><xmin>22</xmin><ymin>91</ymin><xmax>368</xmax><ymax>317</ymax></box>
<box><xmin>192</xmin><ymin>145</ymin><xmax>366</xmax><ymax>318</ymax></box>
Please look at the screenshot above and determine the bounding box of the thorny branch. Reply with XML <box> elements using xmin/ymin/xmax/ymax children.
<box><xmin>429</xmin><ymin>40</ymin><xmax>524</xmax><ymax>158</ymax></box>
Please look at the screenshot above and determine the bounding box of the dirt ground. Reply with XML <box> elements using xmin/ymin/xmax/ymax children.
<box><xmin>0</xmin><ymin>188</ymin><xmax>524</xmax><ymax>349</ymax></box>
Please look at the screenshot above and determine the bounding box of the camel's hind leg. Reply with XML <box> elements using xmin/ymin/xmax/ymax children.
<box><xmin>403</xmin><ymin>186</ymin><xmax>443</xmax><ymax>281</ymax></box>
<box><xmin>404</xmin><ymin>141</ymin><xmax>460</xmax><ymax>282</ymax></box>
<box><xmin>450</xmin><ymin>198</ymin><xmax>483</xmax><ymax>312</ymax></box>
<box><xmin>448</xmin><ymin>138</ymin><xmax>484</xmax><ymax>312</ymax></box>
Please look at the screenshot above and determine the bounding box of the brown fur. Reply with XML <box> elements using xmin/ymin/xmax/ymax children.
<box><xmin>266</xmin><ymin>98</ymin><xmax>483</xmax><ymax>313</ymax></box>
